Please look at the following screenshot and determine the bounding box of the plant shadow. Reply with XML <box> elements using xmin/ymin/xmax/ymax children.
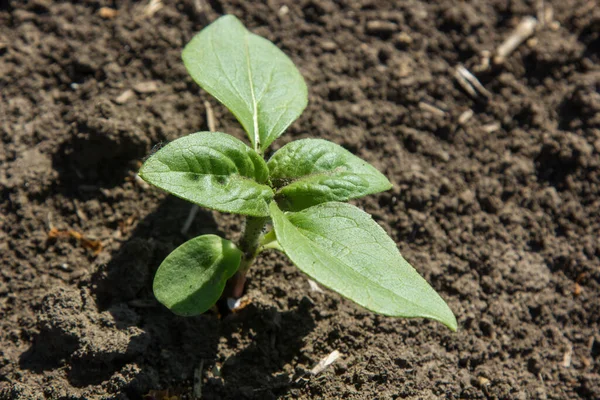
<box><xmin>19</xmin><ymin>195</ymin><xmax>316</xmax><ymax>398</ymax></box>
<box><xmin>205</xmin><ymin>300</ymin><xmax>316</xmax><ymax>399</ymax></box>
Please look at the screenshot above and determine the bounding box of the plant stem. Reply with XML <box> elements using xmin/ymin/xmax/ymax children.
<box><xmin>223</xmin><ymin>216</ymin><xmax>268</xmax><ymax>299</ymax></box>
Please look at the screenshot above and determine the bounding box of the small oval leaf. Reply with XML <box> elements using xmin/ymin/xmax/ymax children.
<box><xmin>268</xmin><ymin>139</ymin><xmax>392</xmax><ymax>210</ymax></box>
<box><xmin>270</xmin><ymin>202</ymin><xmax>457</xmax><ymax>331</ymax></box>
<box><xmin>183</xmin><ymin>15</ymin><xmax>307</xmax><ymax>152</ymax></box>
<box><xmin>139</xmin><ymin>132</ymin><xmax>273</xmax><ymax>216</ymax></box>
<box><xmin>153</xmin><ymin>235</ymin><xmax>242</xmax><ymax>316</ymax></box>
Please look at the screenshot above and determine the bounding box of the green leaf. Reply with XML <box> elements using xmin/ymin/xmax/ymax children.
<box><xmin>270</xmin><ymin>202</ymin><xmax>457</xmax><ymax>331</ymax></box>
<box><xmin>268</xmin><ymin>139</ymin><xmax>392</xmax><ymax>210</ymax></box>
<box><xmin>153</xmin><ymin>235</ymin><xmax>242</xmax><ymax>316</ymax></box>
<box><xmin>182</xmin><ymin>15</ymin><xmax>307</xmax><ymax>152</ymax></box>
<box><xmin>139</xmin><ymin>131</ymin><xmax>273</xmax><ymax>216</ymax></box>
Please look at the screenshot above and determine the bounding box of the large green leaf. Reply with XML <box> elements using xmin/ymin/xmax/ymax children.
<box><xmin>139</xmin><ymin>132</ymin><xmax>273</xmax><ymax>216</ymax></box>
<box><xmin>270</xmin><ymin>202</ymin><xmax>457</xmax><ymax>331</ymax></box>
<box><xmin>153</xmin><ymin>235</ymin><xmax>242</xmax><ymax>316</ymax></box>
<box><xmin>268</xmin><ymin>139</ymin><xmax>392</xmax><ymax>210</ymax></box>
<box><xmin>182</xmin><ymin>15</ymin><xmax>307</xmax><ymax>152</ymax></box>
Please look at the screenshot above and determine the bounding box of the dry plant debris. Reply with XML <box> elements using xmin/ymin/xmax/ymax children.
<box><xmin>47</xmin><ymin>227</ymin><xmax>103</xmax><ymax>256</ymax></box>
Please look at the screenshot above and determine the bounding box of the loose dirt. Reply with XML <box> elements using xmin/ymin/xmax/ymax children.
<box><xmin>1</xmin><ymin>0</ymin><xmax>599</xmax><ymax>399</ymax></box>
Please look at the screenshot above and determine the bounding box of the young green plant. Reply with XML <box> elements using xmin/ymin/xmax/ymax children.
<box><xmin>139</xmin><ymin>15</ymin><xmax>457</xmax><ymax>331</ymax></box>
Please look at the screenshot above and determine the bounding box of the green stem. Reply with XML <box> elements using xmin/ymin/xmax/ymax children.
<box><xmin>224</xmin><ymin>216</ymin><xmax>268</xmax><ymax>299</ymax></box>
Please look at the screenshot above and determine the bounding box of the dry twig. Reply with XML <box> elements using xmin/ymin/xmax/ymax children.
<box><xmin>458</xmin><ymin>109</ymin><xmax>474</xmax><ymax>125</ymax></box>
<box><xmin>536</xmin><ymin>0</ymin><xmax>546</xmax><ymax>27</ymax></box>
<box><xmin>48</xmin><ymin>227</ymin><xmax>103</xmax><ymax>256</ymax></box>
<box><xmin>204</xmin><ymin>101</ymin><xmax>216</xmax><ymax>132</ymax></box>
<box><xmin>482</xmin><ymin>122</ymin><xmax>501</xmax><ymax>133</ymax></box>
<box><xmin>310</xmin><ymin>350</ymin><xmax>341</xmax><ymax>375</ymax></box>
<box><xmin>562</xmin><ymin>345</ymin><xmax>573</xmax><ymax>368</ymax></box>
<box><xmin>454</xmin><ymin>65</ymin><xmax>492</xmax><ymax>100</ymax></box>
<box><xmin>143</xmin><ymin>0</ymin><xmax>163</xmax><ymax>18</ymax></box>
<box><xmin>494</xmin><ymin>17</ymin><xmax>538</xmax><ymax>64</ymax></box>
<box><xmin>418</xmin><ymin>101</ymin><xmax>447</xmax><ymax>117</ymax></box>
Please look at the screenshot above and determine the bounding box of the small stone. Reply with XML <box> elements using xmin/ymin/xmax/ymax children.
<box><xmin>321</xmin><ymin>41</ymin><xmax>337</xmax><ymax>51</ymax></box>
<box><xmin>98</xmin><ymin>7</ymin><xmax>118</xmax><ymax>19</ymax></box>
<box><xmin>394</xmin><ymin>32</ymin><xmax>413</xmax><ymax>45</ymax></box>
<box><xmin>477</xmin><ymin>376</ymin><xmax>490</xmax><ymax>386</ymax></box>
<box><xmin>115</xmin><ymin>89</ymin><xmax>135</xmax><ymax>104</ymax></box>
<box><xmin>434</xmin><ymin>150</ymin><xmax>450</xmax><ymax>162</ymax></box>
<box><xmin>459</xmin><ymin>189</ymin><xmax>475</xmax><ymax>204</ymax></box>
<box><xmin>278</xmin><ymin>5</ymin><xmax>289</xmax><ymax>17</ymax></box>
<box><xmin>366</xmin><ymin>21</ymin><xmax>397</xmax><ymax>35</ymax></box>
<box><xmin>133</xmin><ymin>81</ymin><xmax>159</xmax><ymax>94</ymax></box>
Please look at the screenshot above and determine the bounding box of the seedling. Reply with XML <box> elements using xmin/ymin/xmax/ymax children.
<box><xmin>139</xmin><ymin>15</ymin><xmax>457</xmax><ymax>331</ymax></box>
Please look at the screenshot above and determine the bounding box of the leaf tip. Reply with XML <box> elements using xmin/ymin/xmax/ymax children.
<box><xmin>443</xmin><ymin>313</ymin><xmax>459</xmax><ymax>332</ymax></box>
<box><xmin>431</xmin><ymin>304</ymin><xmax>458</xmax><ymax>332</ymax></box>
<box><xmin>382</xmin><ymin>179</ymin><xmax>393</xmax><ymax>192</ymax></box>
<box><xmin>137</xmin><ymin>167</ymin><xmax>151</xmax><ymax>186</ymax></box>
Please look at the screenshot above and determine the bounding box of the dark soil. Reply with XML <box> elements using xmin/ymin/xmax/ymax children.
<box><xmin>1</xmin><ymin>0</ymin><xmax>599</xmax><ymax>399</ymax></box>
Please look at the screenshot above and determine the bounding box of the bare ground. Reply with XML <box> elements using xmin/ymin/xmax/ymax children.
<box><xmin>1</xmin><ymin>0</ymin><xmax>599</xmax><ymax>399</ymax></box>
